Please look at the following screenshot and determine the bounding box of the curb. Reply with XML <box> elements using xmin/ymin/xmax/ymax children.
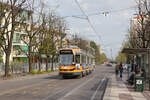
<box><xmin>103</xmin><ymin>77</ymin><xmax>112</xmax><ymax>100</ymax></box>
<box><xmin>101</xmin><ymin>78</ymin><xmax>109</xmax><ymax>100</ymax></box>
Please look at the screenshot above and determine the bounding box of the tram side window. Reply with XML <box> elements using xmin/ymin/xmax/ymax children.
<box><xmin>87</xmin><ymin>56</ymin><xmax>89</xmax><ymax>64</ymax></box>
<box><xmin>81</xmin><ymin>55</ymin><xmax>85</xmax><ymax>64</ymax></box>
<box><xmin>75</xmin><ymin>55</ymin><xmax>80</xmax><ymax>64</ymax></box>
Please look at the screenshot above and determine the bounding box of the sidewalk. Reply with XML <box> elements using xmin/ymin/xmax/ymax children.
<box><xmin>103</xmin><ymin>71</ymin><xmax>150</xmax><ymax>100</ymax></box>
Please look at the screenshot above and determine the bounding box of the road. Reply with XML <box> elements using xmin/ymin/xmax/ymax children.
<box><xmin>0</xmin><ymin>65</ymin><xmax>112</xmax><ymax>100</ymax></box>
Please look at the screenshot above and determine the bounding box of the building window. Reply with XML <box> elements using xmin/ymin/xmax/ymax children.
<box><xmin>13</xmin><ymin>32</ymin><xmax>20</xmax><ymax>43</ymax></box>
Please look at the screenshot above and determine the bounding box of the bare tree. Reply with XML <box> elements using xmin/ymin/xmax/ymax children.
<box><xmin>0</xmin><ymin>0</ymin><xmax>27</xmax><ymax>77</ymax></box>
<box><xmin>129</xmin><ymin>0</ymin><xmax>150</xmax><ymax>48</ymax></box>
<box><xmin>38</xmin><ymin>10</ymin><xmax>68</xmax><ymax>71</ymax></box>
<box><xmin>57</xmin><ymin>17</ymin><xmax>67</xmax><ymax>49</ymax></box>
<box><xmin>40</xmin><ymin>11</ymin><xmax>59</xmax><ymax>71</ymax></box>
<box><xmin>20</xmin><ymin>0</ymin><xmax>46</xmax><ymax>73</ymax></box>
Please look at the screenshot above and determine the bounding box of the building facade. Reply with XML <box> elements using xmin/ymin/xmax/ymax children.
<box><xmin>0</xmin><ymin>2</ymin><xmax>32</xmax><ymax>63</ymax></box>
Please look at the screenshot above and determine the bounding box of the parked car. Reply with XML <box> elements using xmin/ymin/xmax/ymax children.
<box><xmin>106</xmin><ymin>63</ymin><xmax>112</xmax><ymax>67</ymax></box>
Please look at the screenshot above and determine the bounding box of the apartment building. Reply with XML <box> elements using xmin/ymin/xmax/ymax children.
<box><xmin>0</xmin><ymin>2</ymin><xmax>32</xmax><ymax>63</ymax></box>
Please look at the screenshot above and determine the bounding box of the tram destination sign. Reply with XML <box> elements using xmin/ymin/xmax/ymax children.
<box><xmin>60</xmin><ymin>50</ymin><xmax>73</xmax><ymax>54</ymax></box>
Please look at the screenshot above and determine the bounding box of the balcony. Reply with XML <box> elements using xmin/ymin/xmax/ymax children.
<box><xmin>12</xmin><ymin>45</ymin><xmax>28</xmax><ymax>58</ymax></box>
<box><xmin>13</xmin><ymin>31</ymin><xmax>27</xmax><ymax>45</ymax></box>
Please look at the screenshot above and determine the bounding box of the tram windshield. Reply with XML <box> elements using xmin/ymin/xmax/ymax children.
<box><xmin>60</xmin><ymin>54</ymin><xmax>73</xmax><ymax>66</ymax></box>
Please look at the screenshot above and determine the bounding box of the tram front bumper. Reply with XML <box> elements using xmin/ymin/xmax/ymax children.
<box><xmin>59</xmin><ymin>72</ymin><xmax>82</xmax><ymax>76</ymax></box>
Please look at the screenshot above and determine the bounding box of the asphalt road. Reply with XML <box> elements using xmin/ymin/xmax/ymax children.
<box><xmin>0</xmin><ymin>65</ymin><xmax>112</xmax><ymax>100</ymax></box>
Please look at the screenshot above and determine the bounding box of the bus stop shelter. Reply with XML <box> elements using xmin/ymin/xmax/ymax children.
<box><xmin>122</xmin><ymin>48</ymin><xmax>150</xmax><ymax>90</ymax></box>
<box><xmin>122</xmin><ymin>48</ymin><xmax>148</xmax><ymax>54</ymax></box>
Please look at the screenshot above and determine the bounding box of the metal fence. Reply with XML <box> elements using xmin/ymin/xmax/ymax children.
<box><xmin>0</xmin><ymin>63</ymin><xmax>4</xmax><ymax>75</ymax></box>
<box><xmin>0</xmin><ymin>62</ymin><xmax>59</xmax><ymax>76</ymax></box>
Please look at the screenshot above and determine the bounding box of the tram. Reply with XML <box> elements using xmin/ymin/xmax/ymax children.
<box><xmin>59</xmin><ymin>46</ymin><xmax>95</xmax><ymax>78</ymax></box>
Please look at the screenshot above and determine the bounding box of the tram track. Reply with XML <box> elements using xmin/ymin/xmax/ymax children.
<box><xmin>0</xmin><ymin>65</ymin><xmax>110</xmax><ymax>100</ymax></box>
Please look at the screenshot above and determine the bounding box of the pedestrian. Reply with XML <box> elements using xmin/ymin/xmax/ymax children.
<box><xmin>119</xmin><ymin>62</ymin><xmax>123</xmax><ymax>79</ymax></box>
<box><xmin>131</xmin><ymin>61</ymin><xmax>135</xmax><ymax>72</ymax></box>
<box><xmin>135</xmin><ymin>64</ymin><xmax>140</xmax><ymax>74</ymax></box>
<box><xmin>141</xmin><ymin>69</ymin><xmax>146</xmax><ymax>78</ymax></box>
<box><xmin>127</xmin><ymin>70</ymin><xmax>135</xmax><ymax>85</ymax></box>
<box><xmin>115</xmin><ymin>63</ymin><xmax>119</xmax><ymax>76</ymax></box>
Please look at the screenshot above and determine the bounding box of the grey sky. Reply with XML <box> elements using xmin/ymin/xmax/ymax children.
<box><xmin>43</xmin><ymin>0</ymin><xmax>137</xmax><ymax>59</ymax></box>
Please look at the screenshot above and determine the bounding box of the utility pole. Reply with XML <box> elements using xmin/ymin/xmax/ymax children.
<box><xmin>110</xmin><ymin>48</ymin><xmax>113</xmax><ymax>61</ymax></box>
<box><xmin>59</xmin><ymin>25</ymin><xmax>63</xmax><ymax>49</ymax></box>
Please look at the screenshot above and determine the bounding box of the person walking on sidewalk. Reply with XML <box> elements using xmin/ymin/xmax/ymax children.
<box><xmin>115</xmin><ymin>63</ymin><xmax>119</xmax><ymax>77</ymax></box>
<box><xmin>119</xmin><ymin>62</ymin><xmax>123</xmax><ymax>79</ymax></box>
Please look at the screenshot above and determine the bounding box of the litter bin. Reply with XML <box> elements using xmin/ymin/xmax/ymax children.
<box><xmin>135</xmin><ymin>76</ymin><xmax>144</xmax><ymax>92</ymax></box>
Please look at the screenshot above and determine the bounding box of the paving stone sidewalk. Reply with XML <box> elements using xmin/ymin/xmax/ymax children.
<box><xmin>103</xmin><ymin>70</ymin><xmax>149</xmax><ymax>100</ymax></box>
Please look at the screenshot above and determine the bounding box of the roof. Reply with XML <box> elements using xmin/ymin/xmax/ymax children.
<box><xmin>121</xmin><ymin>48</ymin><xmax>149</xmax><ymax>54</ymax></box>
<box><xmin>134</xmin><ymin>15</ymin><xmax>146</xmax><ymax>19</ymax></box>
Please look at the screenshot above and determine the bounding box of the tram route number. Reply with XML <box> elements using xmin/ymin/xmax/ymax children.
<box><xmin>136</xmin><ymin>80</ymin><xmax>142</xmax><ymax>84</ymax></box>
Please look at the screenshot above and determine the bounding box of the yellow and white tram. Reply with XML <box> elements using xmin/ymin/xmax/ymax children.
<box><xmin>59</xmin><ymin>47</ymin><xmax>95</xmax><ymax>78</ymax></box>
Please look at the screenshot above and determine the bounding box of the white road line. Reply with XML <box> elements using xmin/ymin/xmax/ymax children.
<box><xmin>0</xmin><ymin>80</ymin><xmax>56</xmax><ymax>96</ymax></box>
<box><xmin>90</xmin><ymin>78</ymin><xmax>105</xmax><ymax>100</ymax></box>
<box><xmin>42</xmin><ymin>86</ymin><xmax>68</xmax><ymax>100</ymax></box>
<box><xmin>58</xmin><ymin>77</ymin><xmax>95</xmax><ymax>100</ymax></box>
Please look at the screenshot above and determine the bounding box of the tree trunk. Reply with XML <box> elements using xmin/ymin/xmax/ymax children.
<box><xmin>51</xmin><ymin>55</ymin><xmax>54</xmax><ymax>71</ymax></box>
<box><xmin>5</xmin><ymin>53</ymin><xmax>10</xmax><ymax>77</ymax></box>
<box><xmin>38</xmin><ymin>56</ymin><xmax>41</xmax><ymax>72</ymax></box>
<box><xmin>28</xmin><ymin>56</ymin><xmax>32</xmax><ymax>73</ymax></box>
<box><xmin>28</xmin><ymin>40</ymin><xmax>33</xmax><ymax>73</ymax></box>
<box><xmin>148</xmin><ymin>50</ymin><xmax>150</xmax><ymax>90</ymax></box>
<box><xmin>46</xmin><ymin>57</ymin><xmax>48</xmax><ymax>71</ymax></box>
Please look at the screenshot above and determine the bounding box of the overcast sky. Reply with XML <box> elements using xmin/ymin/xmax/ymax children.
<box><xmin>42</xmin><ymin>0</ymin><xmax>137</xmax><ymax>59</ymax></box>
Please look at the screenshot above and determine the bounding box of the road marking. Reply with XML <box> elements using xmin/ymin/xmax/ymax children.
<box><xmin>32</xmin><ymin>91</ymin><xmax>39</xmax><ymax>95</ymax></box>
<box><xmin>34</xmin><ymin>87</ymin><xmax>41</xmax><ymax>90</ymax></box>
<box><xmin>43</xmin><ymin>77</ymin><xmax>95</xmax><ymax>100</ymax></box>
<box><xmin>90</xmin><ymin>78</ymin><xmax>105</xmax><ymax>100</ymax></box>
<box><xmin>58</xmin><ymin>77</ymin><xmax>95</xmax><ymax>100</ymax></box>
<box><xmin>0</xmin><ymin>80</ymin><xmax>56</xmax><ymax>96</ymax></box>
<box><xmin>42</xmin><ymin>86</ymin><xmax>68</xmax><ymax>100</ymax></box>
<box><xmin>23</xmin><ymin>91</ymin><xmax>27</xmax><ymax>94</ymax></box>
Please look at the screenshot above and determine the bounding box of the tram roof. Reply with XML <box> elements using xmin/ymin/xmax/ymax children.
<box><xmin>60</xmin><ymin>48</ymin><xmax>94</xmax><ymax>58</ymax></box>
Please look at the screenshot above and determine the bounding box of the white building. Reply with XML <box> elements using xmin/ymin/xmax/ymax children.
<box><xmin>0</xmin><ymin>2</ymin><xmax>32</xmax><ymax>63</ymax></box>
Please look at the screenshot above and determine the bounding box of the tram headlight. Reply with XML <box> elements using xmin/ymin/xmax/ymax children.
<box><xmin>76</xmin><ymin>64</ymin><xmax>80</xmax><ymax>70</ymax></box>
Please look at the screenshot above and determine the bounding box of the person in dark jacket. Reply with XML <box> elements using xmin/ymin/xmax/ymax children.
<box><xmin>141</xmin><ymin>69</ymin><xmax>146</xmax><ymax>78</ymax></box>
<box><xmin>119</xmin><ymin>62</ymin><xmax>123</xmax><ymax>79</ymax></box>
<box><xmin>115</xmin><ymin>64</ymin><xmax>119</xmax><ymax>76</ymax></box>
<box><xmin>127</xmin><ymin>71</ymin><xmax>135</xmax><ymax>85</ymax></box>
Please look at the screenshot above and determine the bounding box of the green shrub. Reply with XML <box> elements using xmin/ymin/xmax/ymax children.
<box><xmin>37</xmin><ymin>71</ymin><xmax>44</xmax><ymax>74</ymax></box>
<box><xmin>31</xmin><ymin>70</ymin><xmax>37</xmax><ymax>74</ymax></box>
<box><xmin>8</xmin><ymin>73</ymin><xmax>11</xmax><ymax>77</ymax></box>
<box><xmin>46</xmin><ymin>70</ymin><xmax>50</xmax><ymax>72</ymax></box>
<box><xmin>51</xmin><ymin>70</ymin><xmax>55</xmax><ymax>72</ymax></box>
<box><xmin>44</xmin><ymin>70</ymin><xmax>50</xmax><ymax>72</ymax></box>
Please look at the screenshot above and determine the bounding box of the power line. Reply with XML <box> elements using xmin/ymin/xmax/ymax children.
<box><xmin>74</xmin><ymin>0</ymin><xmax>88</xmax><ymax>17</ymax></box>
<box><xmin>72</xmin><ymin>16</ymin><xmax>87</xmax><ymax>20</ymax></box>
<box><xmin>87</xmin><ymin>5</ymin><xmax>137</xmax><ymax>16</ymax></box>
<box><xmin>62</xmin><ymin>5</ymin><xmax>137</xmax><ymax>18</ymax></box>
<box><xmin>62</xmin><ymin>0</ymin><xmax>137</xmax><ymax>50</ymax></box>
<box><xmin>74</xmin><ymin>0</ymin><xmax>103</xmax><ymax>43</ymax></box>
